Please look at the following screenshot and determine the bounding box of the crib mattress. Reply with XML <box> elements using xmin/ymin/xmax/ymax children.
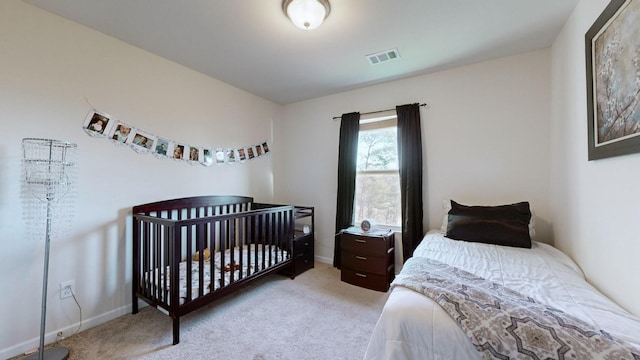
<box><xmin>145</xmin><ymin>244</ymin><xmax>288</xmax><ymax>304</ymax></box>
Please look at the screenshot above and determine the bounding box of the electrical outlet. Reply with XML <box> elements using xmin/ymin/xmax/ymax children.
<box><xmin>60</xmin><ymin>280</ymin><xmax>74</xmax><ymax>300</ymax></box>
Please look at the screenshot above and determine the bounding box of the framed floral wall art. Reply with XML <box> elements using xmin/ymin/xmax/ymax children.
<box><xmin>586</xmin><ymin>0</ymin><xmax>640</xmax><ymax>160</ymax></box>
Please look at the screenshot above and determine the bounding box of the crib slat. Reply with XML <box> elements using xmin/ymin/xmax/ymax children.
<box><xmin>229</xmin><ymin>217</ymin><xmax>236</xmax><ymax>284</ymax></box>
<box><xmin>196</xmin><ymin>222</ymin><xmax>205</xmax><ymax>298</ymax></box>
<box><xmin>158</xmin><ymin>222</ymin><xmax>164</xmax><ymax>304</ymax></box>
<box><xmin>208</xmin><ymin>221</ymin><xmax>217</xmax><ymax>292</ymax></box>
<box><xmin>220</xmin><ymin>218</ymin><xmax>227</xmax><ymax>288</ymax></box>
<box><xmin>185</xmin><ymin>223</ymin><xmax>192</xmax><ymax>302</ymax></box>
<box><xmin>154</xmin><ymin>222</ymin><xmax>161</xmax><ymax>302</ymax></box>
<box><xmin>239</xmin><ymin>215</ymin><xmax>245</xmax><ymax>280</ymax></box>
<box><xmin>258</xmin><ymin>213</ymin><xmax>264</xmax><ymax>271</ymax></box>
<box><xmin>163</xmin><ymin>223</ymin><xmax>170</xmax><ymax>305</ymax></box>
<box><xmin>171</xmin><ymin>225</ymin><xmax>181</xmax><ymax>313</ymax></box>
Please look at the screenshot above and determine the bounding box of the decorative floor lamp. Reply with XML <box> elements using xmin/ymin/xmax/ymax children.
<box><xmin>21</xmin><ymin>138</ymin><xmax>78</xmax><ymax>360</ymax></box>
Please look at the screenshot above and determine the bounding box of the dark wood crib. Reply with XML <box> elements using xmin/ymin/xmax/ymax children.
<box><xmin>131</xmin><ymin>195</ymin><xmax>296</xmax><ymax>344</ymax></box>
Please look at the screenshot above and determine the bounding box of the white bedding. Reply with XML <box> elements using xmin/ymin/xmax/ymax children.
<box><xmin>364</xmin><ymin>231</ymin><xmax>640</xmax><ymax>360</ymax></box>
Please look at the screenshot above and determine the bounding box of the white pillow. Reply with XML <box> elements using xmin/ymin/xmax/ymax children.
<box><xmin>440</xmin><ymin>199</ymin><xmax>536</xmax><ymax>238</ymax></box>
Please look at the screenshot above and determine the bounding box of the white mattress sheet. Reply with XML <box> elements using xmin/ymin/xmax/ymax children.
<box><xmin>364</xmin><ymin>231</ymin><xmax>640</xmax><ymax>360</ymax></box>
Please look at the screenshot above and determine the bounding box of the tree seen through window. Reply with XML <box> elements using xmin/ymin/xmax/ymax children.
<box><xmin>354</xmin><ymin>122</ymin><xmax>401</xmax><ymax>227</ymax></box>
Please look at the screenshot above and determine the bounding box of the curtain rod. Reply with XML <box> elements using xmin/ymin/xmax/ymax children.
<box><xmin>332</xmin><ymin>103</ymin><xmax>429</xmax><ymax>120</ymax></box>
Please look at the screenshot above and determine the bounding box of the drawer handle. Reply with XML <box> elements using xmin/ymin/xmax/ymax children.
<box><xmin>355</xmin><ymin>239</ymin><xmax>367</xmax><ymax>243</ymax></box>
<box><xmin>356</xmin><ymin>273</ymin><xmax>367</xmax><ymax>278</ymax></box>
<box><xmin>355</xmin><ymin>256</ymin><xmax>367</xmax><ymax>261</ymax></box>
<box><xmin>304</xmin><ymin>242</ymin><xmax>309</xmax><ymax>246</ymax></box>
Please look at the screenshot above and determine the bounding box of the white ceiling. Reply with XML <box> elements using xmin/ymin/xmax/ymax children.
<box><xmin>25</xmin><ymin>0</ymin><xmax>579</xmax><ymax>105</ymax></box>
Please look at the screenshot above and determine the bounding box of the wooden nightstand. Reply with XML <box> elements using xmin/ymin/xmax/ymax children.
<box><xmin>339</xmin><ymin>227</ymin><xmax>394</xmax><ymax>292</ymax></box>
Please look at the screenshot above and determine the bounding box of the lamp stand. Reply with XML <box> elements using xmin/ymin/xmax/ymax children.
<box><xmin>21</xmin><ymin>138</ymin><xmax>77</xmax><ymax>360</ymax></box>
<box><xmin>24</xmin><ymin>200</ymin><xmax>69</xmax><ymax>360</ymax></box>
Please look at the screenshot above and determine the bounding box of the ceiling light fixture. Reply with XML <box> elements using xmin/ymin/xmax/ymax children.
<box><xmin>282</xmin><ymin>0</ymin><xmax>331</xmax><ymax>30</ymax></box>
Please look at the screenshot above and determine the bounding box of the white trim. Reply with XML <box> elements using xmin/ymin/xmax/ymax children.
<box><xmin>359</xmin><ymin>116</ymin><xmax>397</xmax><ymax>131</ymax></box>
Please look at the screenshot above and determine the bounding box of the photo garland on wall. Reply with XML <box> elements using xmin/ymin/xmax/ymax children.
<box><xmin>81</xmin><ymin>107</ymin><xmax>270</xmax><ymax>167</ymax></box>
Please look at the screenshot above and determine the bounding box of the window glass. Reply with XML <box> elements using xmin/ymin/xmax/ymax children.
<box><xmin>354</xmin><ymin>116</ymin><xmax>401</xmax><ymax>227</ymax></box>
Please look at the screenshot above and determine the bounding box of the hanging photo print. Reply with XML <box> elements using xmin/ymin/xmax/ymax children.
<box><xmin>202</xmin><ymin>148</ymin><xmax>214</xmax><ymax>166</ymax></box>
<box><xmin>81</xmin><ymin>105</ymin><xmax>270</xmax><ymax>168</ymax></box>
<box><xmin>187</xmin><ymin>145</ymin><xmax>201</xmax><ymax>165</ymax></box>
<box><xmin>215</xmin><ymin>149</ymin><xmax>225</xmax><ymax>165</ymax></box>
<box><xmin>237</xmin><ymin>148</ymin><xmax>247</xmax><ymax>162</ymax></box>
<box><xmin>109</xmin><ymin>122</ymin><xmax>134</xmax><ymax>146</ymax></box>
<box><xmin>226</xmin><ymin>149</ymin><xmax>237</xmax><ymax>164</ymax></box>
<box><xmin>172</xmin><ymin>143</ymin><xmax>186</xmax><ymax>160</ymax></box>
<box><xmin>153</xmin><ymin>137</ymin><xmax>170</xmax><ymax>158</ymax></box>
<box><xmin>83</xmin><ymin>109</ymin><xmax>114</xmax><ymax>137</ymax></box>
<box><xmin>130</xmin><ymin>130</ymin><xmax>156</xmax><ymax>154</ymax></box>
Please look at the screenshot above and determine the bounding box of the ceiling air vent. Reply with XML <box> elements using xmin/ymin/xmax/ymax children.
<box><xmin>367</xmin><ymin>48</ymin><xmax>400</xmax><ymax>65</ymax></box>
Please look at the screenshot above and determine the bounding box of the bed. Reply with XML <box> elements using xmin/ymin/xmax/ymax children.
<box><xmin>131</xmin><ymin>195</ymin><xmax>296</xmax><ymax>345</ymax></box>
<box><xmin>364</xmin><ymin>201</ymin><xmax>640</xmax><ymax>360</ymax></box>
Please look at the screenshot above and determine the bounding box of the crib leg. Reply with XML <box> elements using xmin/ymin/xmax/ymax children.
<box><xmin>132</xmin><ymin>297</ymin><xmax>138</xmax><ymax>314</ymax></box>
<box><xmin>172</xmin><ymin>317</ymin><xmax>180</xmax><ymax>345</ymax></box>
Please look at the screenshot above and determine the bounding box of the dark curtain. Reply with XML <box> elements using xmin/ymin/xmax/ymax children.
<box><xmin>333</xmin><ymin>112</ymin><xmax>360</xmax><ymax>268</ymax></box>
<box><xmin>396</xmin><ymin>103</ymin><xmax>424</xmax><ymax>262</ymax></box>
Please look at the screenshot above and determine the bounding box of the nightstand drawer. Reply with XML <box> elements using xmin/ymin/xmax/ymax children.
<box><xmin>340</xmin><ymin>233</ymin><xmax>389</xmax><ymax>255</ymax></box>
<box><xmin>341</xmin><ymin>250</ymin><xmax>387</xmax><ymax>274</ymax></box>
<box><xmin>341</xmin><ymin>268</ymin><xmax>390</xmax><ymax>292</ymax></box>
<box><xmin>293</xmin><ymin>235</ymin><xmax>313</xmax><ymax>255</ymax></box>
<box><xmin>294</xmin><ymin>256</ymin><xmax>313</xmax><ymax>274</ymax></box>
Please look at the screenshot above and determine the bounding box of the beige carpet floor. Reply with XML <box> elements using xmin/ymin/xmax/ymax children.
<box><xmin>12</xmin><ymin>263</ymin><xmax>390</xmax><ymax>360</ymax></box>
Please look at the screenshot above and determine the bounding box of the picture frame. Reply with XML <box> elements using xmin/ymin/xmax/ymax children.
<box><xmin>585</xmin><ymin>0</ymin><xmax>640</xmax><ymax>160</ymax></box>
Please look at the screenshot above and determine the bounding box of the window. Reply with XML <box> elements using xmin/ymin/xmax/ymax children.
<box><xmin>354</xmin><ymin>112</ymin><xmax>401</xmax><ymax>228</ymax></box>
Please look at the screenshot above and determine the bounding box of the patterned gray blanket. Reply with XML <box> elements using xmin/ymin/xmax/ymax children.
<box><xmin>393</xmin><ymin>257</ymin><xmax>640</xmax><ymax>360</ymax></box>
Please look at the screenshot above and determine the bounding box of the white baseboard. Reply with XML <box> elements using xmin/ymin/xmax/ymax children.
<box><xmin>0</xmin><ymin>303</ymin><xmax>136</xmax><ymax>360</ymax></box>
<box><xmin>314</xmin><ymin>255</ymin><xmax>332</xmax><ymax>265</ymax></box>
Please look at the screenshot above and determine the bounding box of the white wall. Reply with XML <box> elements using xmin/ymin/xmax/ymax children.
<box><xmin>550</xmin><ymin>0</ymin><xmax>640</xmax><ymax>317</ymax></box>
<box><xmin>274</xmin><ymin>49</ymin><xmax>552</xmax><ymax>263</ymax></box>
<box><xmin>0</xmin><ymin>1</ymin><xmax>280</xmax><ymax>357</ymax></box>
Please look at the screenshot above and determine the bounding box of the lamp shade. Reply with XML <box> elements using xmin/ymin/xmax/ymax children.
<box><xmin>283</xmin><ymin>0</ymin><xmax>330</xmax><ymax>30</ymax></box>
